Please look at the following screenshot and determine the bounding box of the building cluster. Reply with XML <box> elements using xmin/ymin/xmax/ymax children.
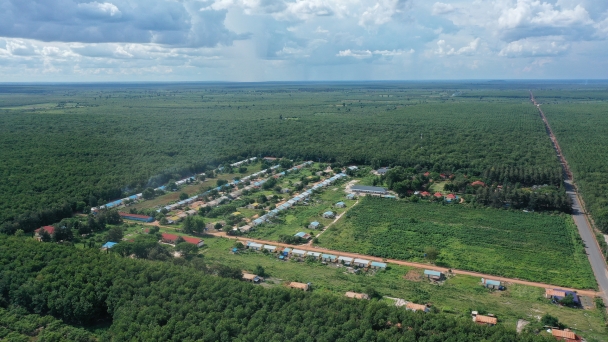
<box><xmin>251</xmin><ymin>170</ymin><xmax>346</xmax><ymax>227</ymax></box>
<box><xmin>244</xmin><ymin>241</ymin><xmax>387</xmax><ymax>270</ymax></box>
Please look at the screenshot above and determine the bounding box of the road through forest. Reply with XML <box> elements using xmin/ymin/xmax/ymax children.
<box><xmin>530</xmin><ymin>91</ymin><xmax>608</xmax><ymax>304</ymax></box>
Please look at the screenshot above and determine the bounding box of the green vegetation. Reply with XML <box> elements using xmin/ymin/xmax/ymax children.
<box><xmin>203</xmin><ymin>237</ymin><xmax>606</xmax><ymax>341</ymax></box>
<box><xmin>0</xmin><ymin>85</ymin><xmax>560</xmax><ymax>233</ymax></box>
<box><xmin>540</xmin><ymin>101</ymin><xmax>608</xmax><ymax>233</ymax></box>
<box><xmin>0</xmin><ymin>236</ymin><xmax>556</xmax><ymax>341</ymax></box>
<box><xmin>319</xmin><ymin>198</ymin><xmax>596</xmax><ymax>289</ymax></box>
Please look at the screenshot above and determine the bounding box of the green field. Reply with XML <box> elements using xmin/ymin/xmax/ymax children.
<box><xmin>202</xmin><ymin>236</ymin><xmax>607</xmax><ymax>341</ymax></box>
<box><xmin>318</xmin><ymin>197</ymin><xmax>596</xmax><ymax>289</ymax></box>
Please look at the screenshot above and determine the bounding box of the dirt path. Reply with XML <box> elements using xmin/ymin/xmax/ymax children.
<box><xmin>307</xmin><ymin>199</ymin><xmax>359</xmax><ymax>245</ymax></box>
<box><xmin>206</xmin><ymin>230</ymin><xmax>600</xmax><ymax>296</ymax></box>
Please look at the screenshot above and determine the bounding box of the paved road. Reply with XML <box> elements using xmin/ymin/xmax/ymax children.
<box><xmin>531</xmin><ymin>91</ymin><xmax>608</xmax><ymax>304</ymax></box>
<box><xmin>565</xmin><ymin>180</ymin><xmax>608</xmax><ymax>303</ymax></box>
<box><xmin>207</xmin><ymin>231</ymin><xmax>600</xmax><ymax>296</ymax></box>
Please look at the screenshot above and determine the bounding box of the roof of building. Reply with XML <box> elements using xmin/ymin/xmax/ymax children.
<box><xmin>309</xmin><ymin>221</ymin><xmax>320</xmax><ymax>226</ymax></box>
<box><xmin>483</xmin><ymin>278</ymin><xmax>501</xmax><ymax>286</ymax></box>
<box><xmin>338</xmin><ymin>256</ymin><xmax>353</xmax><ymax>261</ymax></box>
<box><xmin>406</xmin><ymin>303</ymin><xmax>428</xmax><ymax>311</ymax></box>
<box><xmin>377</xmin><ymin>167</ymin><xmax>390</xmax><ymax>174</ymax></box>
<box><xmin>420</xmin><ymin>191</ymin><xmax>431</xmax><ymax>197</ymax></box>
<box><xmin>471</xmin><ymin>181</ymin><xmax>486</xmax><ymax>186</ymax></box>
<box><xmin>287</xmin><ymin>282</ymin><xmax>309</xmax><ymax>290</ymax></box>
<box><xmin>102</xmin><ymin>242</ymin><xmax>117</xmax><ymax>249</ymax></box>
<box><xmin>161</xmin><ymin>233</ymin><xmax>202</xmax><ymax>246</ymax></box>
<box><xmin>263</xmin><ymin>245</ymin><xmax>277</xmax><ymax>250</ymax></box>
<box><xmin>354</xmin><ymin>258</ymin><xmax>370</xmax><ymax>264</ymax></box>
<box><xmin>351</xmin><ymin>185</ymin><xmax>387</xmax><ymax>192</ymax></box>
<box><xmin>283</xmin><ymin>247</ymin><xmax>292</xmax><ymax>253</ymax></box>
<box><xmin>36</xmin><ymin>225</ymin><xmax>55</xmax><ymax>235</ymax></box>
<box><xmin>345</xmin><ymin>292</ymin><xmax>369</xmax><ymax>299</ymax></box>
<box><xmin>336</xmin><ymin>201</ymin><xmax>345</xmax><ymax>206</ymax></box>
<box><xmin>242</xmin><ymin>273</ymin><xmax>258</xmax><ymax>280</ymax></box>
<box><xmin>306</xmin><ymin>251</ymin><xmax>321</xmax><ymax>257</ymax></box>
<box><xmin>551</xmin><ymin>329</ymin><xmax>577</xmax><ymax>339</ymax></box>
<box><xmin>247</xmin><ymin>242</ymin><xmax>263</xmax><ymax>248</ymax></box>
<box><xmin>371</xmin><ymin>261</ymin><xmax>387</xmax><ymax>268</ymax></box>
<box><xmin>323</xmin><ymin>211</ymin><xmax>334</xmax><ymax>216</ymax></box>
<box><xmin>434</xmin><ymin>192</ymin><xmax>443</xmax><ymax>198</ymax></box>
<box><xmin>475</xmin><ymin>315</ymin><xmax>497</xmax><ymax>325</ymax></box>
<box><xmin>446</xmin><ymin>194</ymin><xmax>456</xmax><ymax>199</ymax></box>
<box><xmin>424</xmin><ymin>270</ymin><xmax>443</xmax><ymax>276</ymax></box>
<box><xmin>292</xmin><ymin>249</ymin><xmax>306</xmax><ymax>255</ymax></box>
<box><xmin>295</xmin><ymin>232</ymin><xmax>311</xmax><ymax>238</ymax></box>
<box><xmin>322</xmin><ymin>254</ymin><xmax>337</xmax><ymax>259</ymax></box>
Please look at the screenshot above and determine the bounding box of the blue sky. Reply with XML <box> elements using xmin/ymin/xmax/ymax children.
<box><xmin>1</xmin><ymin>0</ymin><xmax>607</xmax><ymax>81</ymax></box>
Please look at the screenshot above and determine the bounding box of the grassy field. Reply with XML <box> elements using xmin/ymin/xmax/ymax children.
<box><xmin>201</xmin><ymin>235</ymin><xmax>607</xmax><ymax>341</ymax></box>
<box><xmin>318</xmin><ymin>197</ymin><xmax>596</xmax><ymax>289</ymax></box>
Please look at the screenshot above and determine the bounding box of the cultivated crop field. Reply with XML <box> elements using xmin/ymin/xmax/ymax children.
<box><xmin>319</xmin><ymin>197</ymin><xmax>596</xmax><ymax>289</ymax></box>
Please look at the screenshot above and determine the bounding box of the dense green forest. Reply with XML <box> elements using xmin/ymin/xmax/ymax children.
<box><xmin>539</xmin><ymin>100</ymin><xmax>608</xmax><ymax>233</ymax></box>
<box><xmin>319</xmin><ymin>197</ymin><xmax>596</xmax><ymax>289</ymax></box>
<box><xmin>0</xmin><ymin>236</ymin><xmax>554</xmax><ymax>341</ymax></box>
<box><xmin>0</xmin><ymin>84</ymin><xmax>561</xmax><ymax>231</ymax></box>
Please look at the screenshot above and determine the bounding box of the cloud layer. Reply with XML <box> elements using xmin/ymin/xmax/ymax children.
<box><xmin>0</xmin><ymin>0</ymin><xmax>606</xmax><ymax>81</ymax></box>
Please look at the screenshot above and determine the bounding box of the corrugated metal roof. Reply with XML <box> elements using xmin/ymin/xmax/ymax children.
<box><xmin>551</xmin><ymin>330</ymin><xmax>577</xmax><ymax>339</ymax></box>
<box><xmin>474</xmin><ymin>315</ymin><xmax>497</xmax><ymax>325</ymax></box>
<box><xmin>371</xmin><ymin>261</ymin><xmax>386</xmax><ymax>268</ymax></box>
<box><xmin>424</xmin><ymin>270</ymin><xmax>442</xmax><ymax>276</ymax></box>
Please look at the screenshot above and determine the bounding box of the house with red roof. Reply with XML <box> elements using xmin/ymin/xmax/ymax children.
<box><xmin>420</xmin><ymin>191</ymin><xmax>431</xmax><ymax>197</ymax></box>
<box><xmin>434</xmin><ymin>192</ymin><xmax>443</xmax><ymax>198</ymax></box>
<box><xmin>423</xmin><ymin>172</ymin><xmax>430</xmax><ymax>177</ymax></box>
<box><xmin>161</xmin><ymin>233</ymin><xmax>204</xmax><ymax>247</ymax></box>
<box><xmin>446</xmin><ymin>194</ymin><xmax>456</xmax><ymax>200</ymax></box>
<box><xmin>471</xmin><ymin>181</ymin><xmax>485</xmax><ymax>187</ymax></box>
<box><xmin>35</xmin><ymin>226</ymin><xmax>55</xmax><ymax>241</ymax></box>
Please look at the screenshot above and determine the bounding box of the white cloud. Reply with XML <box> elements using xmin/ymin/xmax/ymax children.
<box><xmin>432</xmin><ymin>2</ymin><xmax>454</xmax><ymax>15</ymax></box>
<box><xmin>337</xmin><ymin>49</ymin><xmax>372</xmax><ymax>58</ymax></box>
<box><xmin>435</xmin><ymin>38</ymin><xmax>480</xmax><ymax>56</ymax></box>
<box><xmin>499</xmin><ymin>36</ymin><xmax>570</xmax><ymax>57</ymax></box>
<box><xmin>77</xmin><ymin>2</ymin><xmax>122</xmax><ymax>18</ymax></box>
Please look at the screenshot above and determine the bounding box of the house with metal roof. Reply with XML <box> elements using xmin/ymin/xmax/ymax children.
<box><xmin>346</xmin><ymin>193</ymin><xmax>356</xmax><ymax>200</ymax></box>
<box><xmin>282</xmin><ymin>247</ymin><xmax>292</xmax><ymax>256</ymax></box>
<box><xmin>376</xmin><ymin>167</ymin><xmax>390</xmax><ymax>175</ymax></box>
<box><xmin>308</xmin><ymin>221</ymin><xmax>320</xmax><ymax>229</ymax></box>
<box><xmin>406</xmin><ymin>303</ymin><xmax>430</xmax><ymax>313</ymax></box>
<box><xmin>335</xmin><ymin>201</ymin><xmax>346</xmax><ymax>208</ymax></box>
<box><xmin>424</xmin><ymin>270</ymin><xmax>444</xmax><ymax>281</ymax></box>
<box><xmin>263</xmin><ymin>245</ymin><xmax>277</xmax><ymax>253</ymax></box>
<box><xmin>294</xmin><ymin>232</ymin><xmax>311</xmax><ymax>239</ymax></box>
<box><xmin>472</xmin><ymin>312</ymin><xmax>497</xmax><ymax>326</ymax></box>
<box><xmin>101</xmin><ymin>242</ymin><xmax>117</xmax><ymax>250</ymax></box>
<box><xmin>242</xmin><ymin>273</ymin><xmax>264</xmax><ymax>283</ymax></box>
<box><xmin>353</xmin><ymin>258</ymin><xmax>370</xmax><ymax>268</ymax></box>
<box><xmin>322</xmin><ymin>254</ymin><xmax>337</xmax><ymax>262</ymax></box>
<box><xmin>323</xmin><ymin>211</ymin><xmax>335</xmax><ymax>218</ymax></box>
<box><xmin>338</xmin><ymin>256</ymin><xmax>353</xmax><ymax>265</ymax></box>
<box><xmin>252</xmin><ymin>218</ymin><xmax>264</xmax><ymax>226</ymax></box>
<box><xmin>551</xmin><ymin>329</ymin><xmax>581</xmax><ymax>341</ymax></box>
<box><xmin>545</xmin><ymin>288</ymin><xmax>580</xmax><ymax>305</ymax></box>
<box><xmin>370</xmin><ymin>261</ymin><xmax>387</xmax><ymax>269</ymax></box>
<box><xmin>246</xmin><ymin>242</ymin><xmax>263</xmax><ymax>251</ymax></box>
<box><xmin>350</xmin><ymin>185</ymin><xmax>387</xmax><ymax>195</ymax></box>
<box><xmin>306</xmin><ymin>251</ymin><xmax>321</xmax><ymax>259</ymax></box>
<box><xmin>287</xmin><ymin>282</ymin><xmax>309</xmax><ymax>291</ymax></box>
<box><xmin>481</xmin><ymin>278</ymin><xmax>504</xmax><ymax>290</ymax></box>
<box><xmin>345</xmin><ymin>292</ymin><xmax>369</xmax><ymax>300</ymax></box>
<box><xmin>291</xmin><ymin>249</ymin><xmax>306</xmax><ymax>257</ymax></box>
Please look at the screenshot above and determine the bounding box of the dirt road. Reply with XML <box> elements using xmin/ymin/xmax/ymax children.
<box><xmin>206</xmin><ymin>230</ymin><xmax>600</xmax><ymax>297</ymax></box>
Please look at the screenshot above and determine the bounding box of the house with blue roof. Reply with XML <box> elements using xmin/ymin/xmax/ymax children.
<box><xmin>323</xmin><ymin>211</ymin><xmax>335</xmax><ymax>219</ymax></box>
<box><xmin>424</xmin><ymin>270</ymin><xmax>444</xmax><ymax>281</ymax></box>
<box><xmin>335</xmin><ymin>201</ymin><xmax>346</xmax><ymax>208</ymax></box>
<box><xmin>294</xmin><ymin>232</ymin><xmax>311</xmax><ymax>239</ymax></box>
<box><xmin>346</xmin><ymin>193</ymin><xmax>356</xmax><ymax>200</ymax></box>
<box><xmin>322</xmin><ymin>254</ymin><xmax>337</xmax><ymax>262</ymax></box>
<box><xmin>370</xmin><ymin>261</ymin><xmax>387</xmax><ymax>270</ymax></box>
<box><xmin>101</xmin><ymin>242</ymin><xmax>117</xmax><ymax>250</ymax></box>
<box><xmin>481</xmin><ymin>278</ymin><xmax>504</xmax><ymax>290</ymax></box>
<box><xmin>308</xmin><ymin>221</ymin><xmax>320</xmax><ymax>229</ymax></box>
<box><xmin>252</xmin><ymin>218</ymin><xmax>264</xmax><ymax>226</ymax></box>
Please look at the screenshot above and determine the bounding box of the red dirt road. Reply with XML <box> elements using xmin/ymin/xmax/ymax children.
<box><xmin>206</xmin><ymin>231</ymin><xmax>600</xmax><ymax>297</ymax></box>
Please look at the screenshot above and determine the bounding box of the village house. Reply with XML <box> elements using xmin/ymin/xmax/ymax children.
<box><xmin>406</xmin><ymin>303</ymin><xmax>430</xmax><ymax>313</ymax></box>
<box><xmin>551</xmin><ymin>329</ymin><xmax>582</xmax><ymax>341</ymax></box>
<box><xmin>161</xmin><ymin>233</ymin><xmax>204</xmax><ymax>247</ymax></box>
<box><xmin>481</xmin><ymin>278</ymin><xmax>504</xmax><ymax>290</ymax></box>
<box><xmin>353</xmin><ymin>258</ymin><xmax>370</xmax><ymax>268</ymax></box>
<box><xmin>345</xmin><ymin>292</ymin><xmax>369</xmax><ymax>300</ymax></box>
<box><xmin>322</xmin><ymin>254</ymin><xmax>337</xmax><ymax>263</ymax></box>
<box><xmin>335</xmin><ymin>201</ymin><xmax>346</xmax><ymax>208</ymax></box>
<box><xmin>294</xmin><ymin>232</ymin><xmax>311</xmax><ymax>239</ymax></box>
<box><xmin>308</xmin><ymin>221</ymin><xmax>320</xmax><ymax>229</ymax></box>
<box><xmin>34</xmin><ymin>225</ymin><xmax>55</xmax><ymax>241</ymax></box>
<box><xmin>242</xmin><ymin>273</ymin><xmax>264</xmax><ymax>283</ymax></box>
<box><xmin>263</xmin><ymin>245</ymin><xmax>277</xmax><ymax>253</ymax></box>
<box><xmin>370</xmin><ymin>261</ymin><xmax>387</xmax><ymax>270</ymax></box>
<box><xmin>306</xmin><ymin>251</ymin><xmax>321</xmax><ymax>260</ymax></box>
<box><xmin>246</xmin><ymin>241</ymin><xmax>263</xmax><ymax>251</ymax></box>
<box><xmin>338</xmin><ymin>256</ymin><xmax>353</xmax><ymax>266</ymax></box>
<box><xmin>323</xmin><ymin>211</ymin><xmax>335</xmax><ymax>219</ymax></box>
<box><xmin>545</xmin><ymin>289</ymin><xmax>580</xmax><ymax>306</ymax></box>
<box><xmin>350</xmin><ymin>185</ymin><xmax>388</xmax><ymax>195</ymax></box>
<box><xmin>287</xmin><ymin>282</ymin><xmax>309</xmax><ymax>291</ymax></box>
<box><xmin>471</xmin><ymin>312</ymin><xmax>497</xmax><ymax>326</ymax></box>
<box><xmin>424</xmin><ymin>270</ymin><xmax>444</xmax><ymax>281</ymax></box>
<box><xmin>292</xmin><ymin>249</ymin><xmax>307</xmax><ymax>258</ymax></box>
